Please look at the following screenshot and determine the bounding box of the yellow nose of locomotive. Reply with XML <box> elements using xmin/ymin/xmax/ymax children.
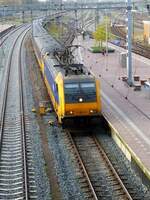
<box><xmin>61</xmin><ymin>78</ymin><xmax>101</xmax><ymax>122</ymax></box>
<box><xmin>65</xmin><ymin>102</ymin><xmax>100</xmax><ymax>117</ymax></box>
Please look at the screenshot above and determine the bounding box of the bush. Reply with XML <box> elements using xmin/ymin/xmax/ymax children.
<box><xmin>90</xmin><ymin>46</ymin><xmax>115</xmax><ymax>53</ymax></box>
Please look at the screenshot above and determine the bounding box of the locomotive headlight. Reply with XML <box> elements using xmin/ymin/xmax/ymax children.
<box><xmin>66</xmin><ymin>111</ymin><xmax>73</xmax><ymax>115</ymax></box>
<box><xmin>89</xmin><ymin>109</ymin><xmax>97</xmax><ymax>114</ymax></box>
<box><xmin>79</xmin><ymin>98</ymin><xmax>83</xmax><ymax>102</ymax></box>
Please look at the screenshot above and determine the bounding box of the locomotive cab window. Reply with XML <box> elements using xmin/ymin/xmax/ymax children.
<box><xmin>64</xmin><ymin>81</ymin><xmax>96</xmax><ymax>103</ymax></box>
<box><xmin>65</xmin><ymin>83</ymin><xmax>79</xmax><ymax>89</ymax></box>
<box><xmin>80</xmin><ymin>83</ymin><xmax>95</xmax><ymax>87</ymax></box>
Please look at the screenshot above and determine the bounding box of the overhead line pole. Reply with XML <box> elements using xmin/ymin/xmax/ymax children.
<box><xmin>126</xmin><ymin>0</ymin><xmax>133</xmax><ymax>86</ymax></box>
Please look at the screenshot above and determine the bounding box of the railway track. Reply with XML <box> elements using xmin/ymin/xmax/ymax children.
<box><xmin>62</xmin><ymin>24</ymin><xmax>75</xmax><ymax>47</ymax></box>
<box><xmin>0</xmin><ymin>24</ymin><xmax>26</xmax><ymax>47</ymax></box>
<box><xmin>66</xmin><ymin>130</ymin><xmax>133</xmax><ymax>200</ymax></box>
<box><xmin>0</xmin><ymin>25</ymin><xmax>37</xmax><ymax>199</ymax></box>
<box><xmin>111</xmin><ymin>25</ymin><xmax>150</xmax><ymax>59</ymax></box>
<box><xmin>61</xmin><ymin>18</ymin><xmax>78</xmax><ymax>47</ymax></box>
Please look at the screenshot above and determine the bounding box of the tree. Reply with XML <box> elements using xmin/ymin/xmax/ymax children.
<box><xmin>92</xmin><ymin>17</ymin><xmax>114</xmax><ymax>48</ymax></box>
<box><xmin>92</xmin><ymin>24</ymin><xmax>106</xmax><ymax>47</ymax></box>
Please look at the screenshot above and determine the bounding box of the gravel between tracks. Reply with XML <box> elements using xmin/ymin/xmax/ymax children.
<box><xmin>44</xmin><ymin>115</ymin><xmax>86</xmax><ymax>200</ymax></box>
<box><xmin>24</xmin><ymin>37</ymin><xmax>51</xmax><ymax>200</ymax></box>
<box><xmin>94</xmin><ymin>127</ymin><xmax>150</xmax><ymax>199</ymax></box>
<box><xmin>0</xmin><ymin>38</ymin><xmax>10</xmax><ymax>96</ymax></box>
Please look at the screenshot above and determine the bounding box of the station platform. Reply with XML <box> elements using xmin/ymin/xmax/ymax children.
<box><xmin>0</xmin><ymin>24</ymin><xmax>13</xmax><ymax>33</ymax></box>
<box><xmin>77</xmin><ymin>36</ymin><xmax>150</xmax><ymax>184</ymax></box>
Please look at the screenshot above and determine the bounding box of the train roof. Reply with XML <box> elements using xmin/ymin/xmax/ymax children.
<box><xmin>33</xmin><ymin>20</ymin><xmax>65</xmax><ymax>55</ymax></box>
<box><xmin>45</xmin><ymin>56</ymin><xmax>94</xmax><ymax>80</ymax></box>
<box><xmin>64</xmin><ymin>75</ymin><xmax>95</xmax><ymax>82</ymax></box>
<box><xmin>34</xmin><ymin>36</ymin><xmax>64</xmax><ymax>55</ymax></box>
<box><xmin>33</xmin><ymin>19</ymin><xmax>94</xmax><ymax>81</ymax></box>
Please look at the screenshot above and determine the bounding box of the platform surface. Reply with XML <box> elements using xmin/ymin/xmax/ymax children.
<box><xmin>77</xmin><ymin>36</ymin><xmax>150</xmax><ymax>172</ymax></box>
<box><xmin>0</xmin><ymin>24</ymin><xmax>13</xmax><ymax>33</ymax></box>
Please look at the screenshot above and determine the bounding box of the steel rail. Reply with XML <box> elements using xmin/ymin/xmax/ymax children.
<box><xmin>0</xmin><ymin>24</ymin><xmax>27</xmax><ymax>47</ymax></box>
<box><xmin>0</xmin><ymin>25</ymin><xmax>31</xmax><ymax>199</ymax></box>
<box><xmin>66</xmin><ymin>130</ymin><xmax>133</xmax><ymax>200</ymax></box>
<box><xmin>0</xmin><ymin>29</ymin><xmax>24</xmax><ymax>144</ymax></box>
<box><xmin>111</xmin><ymin>25</ymin><xmax>150</xmax><ymax>59</ymax></box>
<box><xmin>66</xmin><ymin>131</ymin><xmax>98</xmax><ymax>200</ymax></box>
<box><xmin>0</xmin><ymin>24</ymin><xmax>30</xmax><ymax>150</ymax></box>
<box><xmin>93</xmin><ymin>136</ymin><xmax>133</xmax><ymax>200</ymax></box>
<box><xmin>19</xmin><ymin>27</ymin><xmax>31</xmax><ymax>200</ymax></box>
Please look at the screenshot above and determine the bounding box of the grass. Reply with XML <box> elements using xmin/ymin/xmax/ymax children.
<box><xmin>90</xmin><ymin>46</ymin><xmax>115</xmax><ymax>53</ymax></box>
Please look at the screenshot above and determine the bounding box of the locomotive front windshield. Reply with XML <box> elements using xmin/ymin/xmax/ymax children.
<box><xmin>64</xmin><ymin>82</ymin><xmax>97</xmax><ymax>103</ymax></box>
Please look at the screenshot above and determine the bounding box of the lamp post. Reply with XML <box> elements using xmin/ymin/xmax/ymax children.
<box><xmin>126</xmin><ymin>0</ymin><xmax>133</xmax><ymax>86</ymax></box>
<box><xmin>105</xmin><ymin>10</ymin><xmax>108</xmax><ymax>56</ymax></box>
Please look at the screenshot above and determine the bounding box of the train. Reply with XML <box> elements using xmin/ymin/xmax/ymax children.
<box><xmin>32</xmin><ymin>19</ymin><xmax>102</xmax><ymax>124</ymax></box>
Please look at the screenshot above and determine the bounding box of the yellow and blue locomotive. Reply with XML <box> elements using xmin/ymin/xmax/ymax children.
<box><xmin>32</xmin><ymin>20</ymin><xmax>101</xmax><ymax>123</ymax></box>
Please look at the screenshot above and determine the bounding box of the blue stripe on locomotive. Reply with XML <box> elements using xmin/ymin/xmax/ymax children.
<box><xmin>44</xmin><ymin>61</ymin><xmax>59</xmax><ymax>104</ymax></box>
